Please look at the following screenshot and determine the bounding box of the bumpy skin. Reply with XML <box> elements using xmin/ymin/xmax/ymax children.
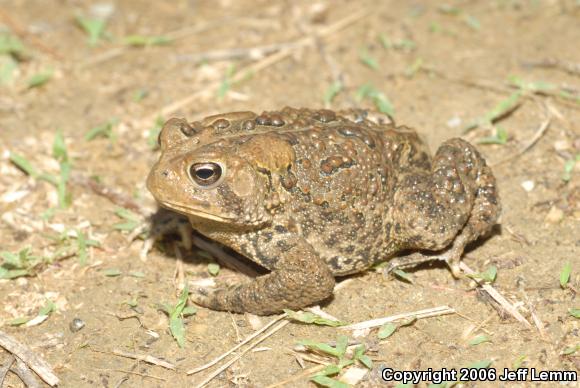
<box><xmin>147</xmin><ymin>107</ymin><xmax>500</xmax><ymax>315</ymax></box>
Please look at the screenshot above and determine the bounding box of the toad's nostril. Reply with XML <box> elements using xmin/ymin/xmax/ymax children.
<box><xmin>162</xmin><ymin>170</ymin><xmax>169</xmax><ymax>177</ymax></box>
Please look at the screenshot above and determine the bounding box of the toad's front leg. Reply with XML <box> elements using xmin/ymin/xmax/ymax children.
<box><xmin>190</xmin><ymin>237</ymin><xmax>335</xmax><ymax>315</ymax></box>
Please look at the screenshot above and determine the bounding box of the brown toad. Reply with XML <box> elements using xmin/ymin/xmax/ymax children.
<box><xmin>147</xmin><ymin>107</ymin><xmax>500</xmax><ymax>315</ymax></box>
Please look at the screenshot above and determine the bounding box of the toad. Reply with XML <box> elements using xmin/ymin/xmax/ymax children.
<box><xmin>147</xmin><ymin>107</ymin><xmax>500</xmax><ymax>315</ymax></box>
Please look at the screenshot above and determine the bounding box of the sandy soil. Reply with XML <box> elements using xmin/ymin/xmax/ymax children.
<box><xmin>0</xmin><ymin>1</ymin><xmax>579</xmax><ymax>387</ymax></box>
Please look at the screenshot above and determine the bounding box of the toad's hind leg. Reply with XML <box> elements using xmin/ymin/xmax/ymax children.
<box><xmin>190</xmin><ymin>239</ymin><xmax>335</xmax><ymax>315</ymax></box>
<box><xmin>389</xmin><ymin>138</ymin><xmax>500</xmax><ymax>276</ymax></box>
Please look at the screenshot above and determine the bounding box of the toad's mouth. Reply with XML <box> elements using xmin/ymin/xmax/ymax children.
<box><xmin>158</xmin><ymin>200</ymin><xmax>233</xmax><ymax>223</ymax></box>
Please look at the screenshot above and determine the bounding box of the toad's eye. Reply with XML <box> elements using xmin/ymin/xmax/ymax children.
<box><xmin>189</xmin><ymin>162</ymin><xmax>222</xmax><ymax>186</ymax></box>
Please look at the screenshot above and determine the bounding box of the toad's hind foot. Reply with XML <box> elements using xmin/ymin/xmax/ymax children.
<box><xmin>387</xmin><ymin>228</ymin><xmax>472</xmax><ymax>278</ymax></box>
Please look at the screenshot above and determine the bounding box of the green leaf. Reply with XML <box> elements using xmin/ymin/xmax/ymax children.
<box><xmin>207</xmin><ymin>263</ymin><xmax>220</xmax><ymax>276</ymax></box>
<box><xmin>464</xmin><ymin>92</ymin><xmax>521</xmax><ymax>133</ymax></box>
<box><xmin>463</xmin><ymin>14</ymin><xmax>481</xmax><ymax>30</ymax></box>
<box><xmin>467</xmin><ymin>265</ymin><xmax>497</xmax><ymax>283</ymax></box>
<box><xmin>28</xmin><ymin>70</ymin><xmax>53</xmax><ymax>88</ymax></box>
<box><xmin>354</xmin><ymin>345</ymin><xmax>373</xmax><ymax>369</ymax></box>
<box><xmin>324</xmin><ymin>81</ymin><xmax>343</xmax><ymax>105</ymax></box>
<box><xmin>9</xmin><ymin>153</ymin><xmax>40</xmax><ymax>179</ymax></box>
<box><xmin>509</xmin><ymin>75</ymin><xmax>556</xmax><ymax>92</ymax></box>
<box><xmin>356</xmin><ymin>84</ymin><xmax>395</xmax><ymax>117</ymax></box>
<box><xmin>129</xmin><ymin>271</ymin><xmax>145</xmax><ymax>278</ymax></box>
<box><xmin>284</xmin><ymin>309</ymin><xmax>347</xmax><ymax>327</ymax></box>
<box><xmin>53</xmin><ymin>129</ymin><xmax>68</xmax><ymax>162</ymax></box>
<box><xmin>359</xmin><ymin>50</ymin><xmax>379</xmax><ymax>70</ymax></box>
<box><xmin>76</xmin><ymin>230</ymin><xmax>88</xmax><ymax>265</ymax></box>
<box><xmin>123</xmin><ymin>35</ymin><xmax>172</xmax><ymax>47</ymax></box>
<box><xmin>168</xmin><ymin>286</ymin><xmax>191</xmax><ymax>348</ymax></box>
<box><xmin>299</xmin><ymin>339</ymin><xmax>344</xmax><ymax>358</ymax></box>
<box><xmin>405</xmin><ymin>57</ymin><xmax>424</xmax><ymax>77</ymax></box>
<box><xmin>0</xmin><ymin>267</ymin><xmax>29</xmax><ymax>279</ymax></box>
<box><xmin>477</xmin><ymin>127</ymin><xmax>508</xmax><ymax>145</ymax></box>
<box><xmin>85</xmin><ymin>120</ymin><xmax>116</xmax><ymax>141</ymax></box>
<box><xmin>182</xmin><ymin>306</ymin><xmax>197</xmax><ymax>316</ymax></box>
<box><xmin>147</xmin><ymin>116</ymin><xmax>165</xmax><ymax>149</ymax></box>
<box><xmin>392</xmin><ymin>269</ymin><xmax>414</xmax><ymax>283</ymax></box>
<box><xmin>311</xmin><ymin>375</ymin><xmax>349</xmax><ymax>388</ymax></box>
<box><xmin>0</xmin><ymin>33</ymin><xmax>25</xmax><ymax>57</ymax></box>
<box><xmin>469</xmin><ymin>334</ymin><xmax>491</xmax><ymax>346</ymax></box>
<box><xmin>76</xmin><ymin>16</ymin><xmax>107</xmax><ymax>46</ymax></box>
<box><xmin>467</xmin><ymin>359</ymin><xmax>492</xmax><ymax>369</ymax></box>
<box><xmin>103</xmin><ymin>268</ymin><xmax>122</xmax><ymax>277</ymax></box>
<box><xmin>0</xmin><ymin>55</ymin><xmax>18</xmax><ymax>84</ymax></box>
<box><xmin>378</xmin><ymin>322</ymin><xmax>397</xmax><ymax>339</ymax></box>
<box><xmin>569</xmin><ymin>308</ymin><xmax>580</xmax><ymax>318</ymax></box>
<box><xmin>562</xmin><ymin>345</ymin><xmax>579</xmax><ymax>355</ymax></box>
<box><xmin>560</xmin><ymin>262</ymin><xmax>572</xmax><ymax>288</ymax></box>
<box><xmin>8</xmin><ymin>317</ymin><xmax>30</xmax><ymax>326</ymax></box>
<box><xmin>512</xmin><ymin>354</ymin><xmax>527</xmax><ymax>369</ymax></box>
<box><xmin>317</xmin><ymin>364</ymin><xmax>341</xmax><ymax>376</ymax></box>
<box><xmin>217</xmin><ymin>64</ymin><xmax>236</xmax><ymax>100</ymax></box>
<box><xmin>38</xmin><ymin>300</ymin><xmax>56</xmax><ymax>316</ymax></box>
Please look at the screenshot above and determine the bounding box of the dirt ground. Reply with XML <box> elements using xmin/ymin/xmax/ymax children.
<box><xmin>0</xmin><ymin>1</ymin><xmax>579</xmax><ymax>387</ymax></box>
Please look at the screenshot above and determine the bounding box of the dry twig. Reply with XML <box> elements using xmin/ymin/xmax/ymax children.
<box><xmin>265</xmin><ymin>365</ymin><xmax>326</xmax><ymax>388</ymax></box>
<box><xmin>460</xmin><ymin>262</ymin><xmax>531</xmax><ymax>327</ymax></box>
<box><xmin>187</xmin><ymin>313</ymin><xmax>286</xmax><ymax>375</ymax></box>
<box><xmin>192</xmin><ymin>320</ymin><xmax>290</xmax><ymax>388</ymax></box>
<box><xmin>0</xmin><ymin>356</ymin><xmax>15</xmax><ymax>386</ymax></box>
<box><xmin>112</xmin><ymin>349</ymin><xmax>176</xmax><ymax>370</ymax></box>
<box><xmin>0</xmin><ymin>330</ymin><xmax>59</xmax><ymax>386</ymax></box>
<box><xmin>342</xmin><ymin>305</ymin><xmax>455</xmax><ymax>331</ymax></box>
<box><xmin>10</xmin><ymin>359</ymin><xmax>41</xmax><ymax>388</ymax></box>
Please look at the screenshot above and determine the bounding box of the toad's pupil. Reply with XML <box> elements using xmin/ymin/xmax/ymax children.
<box><xmin>196</xmin><ymin>168</ymin><xmax>214</xmax><ymax>180</ymax></box>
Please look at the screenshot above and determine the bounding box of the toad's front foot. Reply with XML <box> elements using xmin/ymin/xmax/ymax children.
<box><xmin>189</xmin><ymin>243</ymin><xmax>335</xmax><ymax>315</ymax></box>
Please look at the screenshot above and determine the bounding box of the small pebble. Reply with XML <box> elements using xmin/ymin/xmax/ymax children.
<box><xmin>544</xmin><ymin>206</ymin><xmax>565</xmax><ymax>224</ymax></box>
<box><xmin>69</xmin><ymin>318</ymin><xmax>85</xmax><ymax>332</ymax></box>
<box><xmin>446</xmin><ymin>116</ymin><xmax>462</xmax><ymax>128</ymax></box>
<box><xmin>521</xmin><ymin>180</ymin><xmax>535</xmax><ymax>192</ymax></box>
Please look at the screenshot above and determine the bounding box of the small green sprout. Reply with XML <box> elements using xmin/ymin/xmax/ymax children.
<box><xmin>0</xmin><ymin>56</ymin><xmax>18</xmax><ymax>84</ymax></box>
<box><xmin>477</xmin><ymin>126</ymin><xmax>509</xmax><ymax>145</ymax></box>
<box><xmin>469</xmin><ymin>334</ymin><xmax>491</xmax><ymax>346</ymax></box>
<box><xmin>123</xmin><ymin>35</ymin><xmax>172</xmax><ymax>47</ymax></box>
<box><xmin>378</xmin><ymin>316</ymin><xmax>416</xmax><ymax>340</ymax></box>
<box><xmin>569</xmin><ymin>308</ymin><xmax>580</xmax><ymax>318</ymax></box>
<box><xmin>113</xmin><ymin>208</ymin><xmax>142</xmax><ymax>232</ymax></box>
<box><xmin>160</xmin><ymin>286</ymin><xmax>196</xmax><ymax>348</ymax></box>
<box><xmin>28</xmin><ymin>70</ymin><xmax>53</xmax><ymax>89</ymax></box>
<box><xmin>284</xmin><ymin>309</ymin><xmax>346</xmax><ymax>327</ymax></box>
<box><xmin>467</xmin><ymin>265</ymin><xmax>497</xmax><ymax>283</ymax></box>
<box><xmin>464</xmin><ymin>92</ymin><xmax>521</xmax><ymax>133</ymax></box>
<box><xmin>324</xmin><ymin>80</ymin><xmax>343</xmax><ymax>105</ymax></box>
<box><xmin>392</xmin><ymin>268</ymin><xmax>414</xmax><ymax>283</ymax></box>
<box><xmin>103</xmin><ymin>268</ymin><xmax>122</xmax><ymax>277</ymax></box>
<box><xmin>8</xmin><ymin>299</ymin><xmax>56</xmax><ymax>326</ymax></box>
<box><xmin>76</xmin><ymin>16</ymin><xmax>108</xmax><ymax>46</ymax></box>
<box><xmin>207</xmin><ymin>263</ymin><xmax>220</xmax><ymax>276</ymax></box>
<box><xmin>560</xmin><ymin>262</ymin><xmax>572</xmax><ymax>288</ymax></box>
<box><xmin>356</xmin><ymin>84</ymin><xmax>395</xmax><ymax>117</ymax></box>
<box><xmin>85</xmin><ymin>119</ymin><xmax>118</xmax><ymax>141</ymax></box>
<box><xmin>217</xmin><ymin>64</ymin><xmax>236</xmax><ymax>100</ymax></box>
<box><xmin>300</xmin><ymin>334</ymin><xmax>373</xmax><ymax>387</ymax></box>
<box><xmin>148</xmin><ymin>116</ymin><xmax>165</xmax><ymax>149</ymax></box>
<box><xmin>0</xmin><ymin>33</ymin><xmax>26</xmax><ymax>58</ymax></box>
<box><xmin>562</xmin><ymin>154</ymin><xmax>580</xmax><ymax>182</ymax></box>
<box><xmin>359</xmin><ymin>49</ymin><xmax>379</xmax><ymax>70</ymax></box>
<box><xmin>0</xmin><ymin>247</ymin><xmax>41</xmax><ymax>279</ymax></box>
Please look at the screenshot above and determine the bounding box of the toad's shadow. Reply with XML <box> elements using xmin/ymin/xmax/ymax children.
<box><xmin>149</xmin><ymin>208</ymin><xmax>267</xmax><ymax>278</ymax></box>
